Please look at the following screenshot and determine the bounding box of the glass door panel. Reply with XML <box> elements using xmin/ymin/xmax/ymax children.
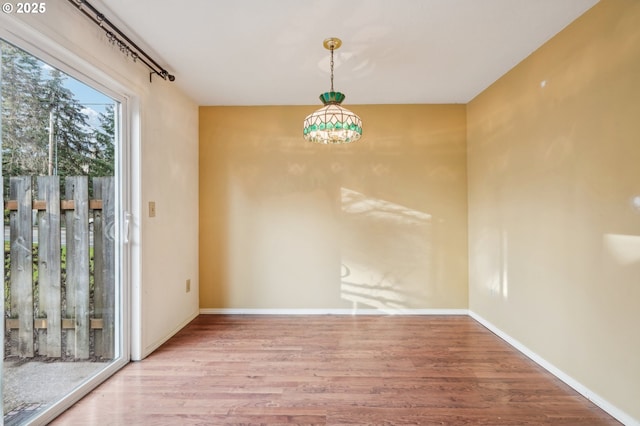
<box><xmin>1</xmin><ymin>39</ymin><xmax>125</xmax><ymax>425</ymax></box>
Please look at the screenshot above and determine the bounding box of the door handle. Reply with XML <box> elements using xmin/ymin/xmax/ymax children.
<box><xmin>124</xmin><ymin>212</ymin><xmax>132</xmax><ymax>244</ymax></box>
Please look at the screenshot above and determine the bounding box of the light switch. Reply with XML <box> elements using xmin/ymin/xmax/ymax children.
<box><xmin>149</xmin><ymin>201</ymin><xmax>156</xmax><ymax>217</ymax></box>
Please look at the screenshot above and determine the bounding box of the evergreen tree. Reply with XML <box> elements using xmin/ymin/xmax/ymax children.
<box><xmin>43</xmin><ymin>68</ymin><xmax>94</xmax><ymax>178</ymax></box>
<box><xmin>92</xmin><ymin>104</ymin><xmax>115</xmax><ymax>177</ymax></box>
<box><xmin>1</xmin><ymin>40</ymin><xmax>49</xmax><ymax>176</ymax></box>
<box><xmin>1</xmin><ymin>40</ymin><xmax>115</xmax><ymax>181</ymax></box>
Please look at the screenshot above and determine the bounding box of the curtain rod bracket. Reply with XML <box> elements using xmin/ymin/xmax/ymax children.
<box><xmin>149</xmin><ymin>70</ymin><xmax>175</xmax><ymax>83</ymax></box>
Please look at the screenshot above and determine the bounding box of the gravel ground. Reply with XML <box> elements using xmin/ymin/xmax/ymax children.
<box><xmin>3</xmin><ymin>359</ymin><xmax>108</xmax><ymax>423</ymax></box>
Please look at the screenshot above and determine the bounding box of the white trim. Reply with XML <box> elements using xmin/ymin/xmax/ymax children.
<box><xmin>200</xmin><ymin>308</ymin><xmax>469</xmax><ymax>316</ymax></box>
<box><xmin>127</xmin><ymin>96</ymin><xmax>143</xmax><ymax>361</ymax></box>
<box><xmin>469</xmin><ymin>311</ymin><xmax>639</xmax><ymax>426</ymax></box>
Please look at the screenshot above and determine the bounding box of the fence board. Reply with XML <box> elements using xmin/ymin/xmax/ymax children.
<box><xmin>9</xmin><ymin>177</ymin><xmax>34</xmax><ymax>357</ymax></box>
<box><xmin>1</xmin><ymin>175</ymin><xmax>4</xmax><ymax>362</ymax></box>
<box><xmin>64</xmin><ymin>177</ymin><xmax>90</xmax><ymax>359</ymax></box>
<box><xmin>102</xmin><ymin>177</ymin><xmax>116</xmax><ymax>358</ymax></box>
<box><xmin>5</xmin><ymin>175</ymin><xmax>115</xmax><ymax>360</ymax></box>
<box><xmin>93</xmin><ymin>180</ymin><xmax>104</xmax><ymax>357</ymax></box>
<box><xmin>93</xmin><ymin>177</ymin><xmax>116</xmax><ymax>359</ymax></box>
<box><xmin>37</xmin><ymin>176</ymin><xmax>62</xmax><ymax>357</ymax></box>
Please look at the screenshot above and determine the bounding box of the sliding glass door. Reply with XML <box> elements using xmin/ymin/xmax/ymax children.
<box><xmin>1</xmin><ymin>38</ymin><xmax>128</xmax><ymax>425</ymax></box>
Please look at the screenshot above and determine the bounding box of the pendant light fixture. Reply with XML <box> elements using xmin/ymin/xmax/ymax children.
<box><xmin>303</xmin><ymin>38</ymin><xmax>362</xmax><ymax>144</ymax></box>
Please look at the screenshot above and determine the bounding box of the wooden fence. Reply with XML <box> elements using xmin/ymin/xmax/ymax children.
<box><xmin>3</xmin><ymin>175</ymin><xmax>115</xmax><ymax>360</ymax></box>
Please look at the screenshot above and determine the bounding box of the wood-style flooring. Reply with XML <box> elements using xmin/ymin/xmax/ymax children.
<box><xmin>53</xmin><ymin>315</ymin><xmax>620</xmax><ymax>425</ymax></box>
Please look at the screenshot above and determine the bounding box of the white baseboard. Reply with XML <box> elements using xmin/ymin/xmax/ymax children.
<box><xmin>469</xmin><ymin>311</ymin><xmax>638</xmax><ymax>426</ymax></box>
<box><xmin>199</xmin><ymin>308</ymin><xmax>469</xmax><ymax>316</ymax></box>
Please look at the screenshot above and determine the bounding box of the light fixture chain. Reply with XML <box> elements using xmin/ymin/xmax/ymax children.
<box><xmin>330</xmin><ymin>46</ymin><xmax>334</xmax><ymax>92</ymax></box>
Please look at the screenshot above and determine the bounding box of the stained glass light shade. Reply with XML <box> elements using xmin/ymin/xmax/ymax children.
<box><xmin>303</xmin><ymin>91</ymin><xmax>362</xmax><ymax>144</ymax></box>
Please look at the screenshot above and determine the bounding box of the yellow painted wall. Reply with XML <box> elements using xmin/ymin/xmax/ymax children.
<box><xmin>200</xmin><ymin>105</ymin><xmax>468</xmax><ymax>311</ymax></box>
<box><xmin>467</xmin><ymin>0</ymin><xmax>640</xmax><ymax>420</ymax></box>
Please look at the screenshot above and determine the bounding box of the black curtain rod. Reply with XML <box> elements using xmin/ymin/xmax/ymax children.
<box><xmin>66</xmin><ymin>0</ymin><xmax>175</xmax><ymax>82</ymax></box>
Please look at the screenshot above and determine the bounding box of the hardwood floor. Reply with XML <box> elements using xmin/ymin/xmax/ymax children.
<box><xmin>53</xmin><ymin>315</ymin><xmax>620</xmax><ymax>425</ymax></box>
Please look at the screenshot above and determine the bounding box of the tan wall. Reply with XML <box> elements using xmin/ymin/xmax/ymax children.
<box><xmin>200</xmin><ymin>105</ymin><xmax>468</xmax><ymax>310</ymax></box>
<box><xmin>467</xmin><ymin>0</ymin><xmax>640</xmax><ymax>420</ymax></box>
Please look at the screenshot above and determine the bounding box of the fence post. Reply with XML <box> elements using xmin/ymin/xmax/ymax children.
<box><xmin>37</xmin><ymin>176</ymin><xmax>62</xmax><ymax>357</ymax></box>
<box><xmin>93</xmin><ymin>177</ymin><xmax>115</xmax><ymax>359</ymax></box>
<box><xmin>64</xmin><ymin>176</ymin><xmax>90</xmax><ymax>359</ymax></box>
<box><xmin>9</xmin><ymin>176</ymin><xmax>34</xmax><ymax>358</ymax></box>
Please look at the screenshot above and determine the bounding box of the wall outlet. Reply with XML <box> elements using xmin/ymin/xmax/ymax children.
<box><xmin>149</xmin><ymin>201</ymin><xmax>156</xmax><ymax>217</ymax></box>
<box><xmin>186</xmin><ymin>279</ymin><xmax>191</xmax><ymax>293</ymax></box>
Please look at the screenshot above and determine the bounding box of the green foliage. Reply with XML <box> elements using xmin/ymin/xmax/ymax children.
<box><xmin>0</xmin><ymin>40</ymin><xmax>115</xmax><ymax>183</ymax></box>
<box><xmin>92</xmin><ymin>104</ymin><xmax>115</xmax><ymax>177</ymax></box>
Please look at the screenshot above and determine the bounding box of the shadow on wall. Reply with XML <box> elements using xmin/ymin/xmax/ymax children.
<box><xmin>205</xmin><ymin>104</ymin><xmax>468</xmax><ymax>310</ymax></box>
<box><xmin>340</xmin><ymin>188</ymin><xmax>433</xmax><ymax>311</ymax></box>
<box><xmin>221</xmin><ymin>132</ymin><xmax>467</xmax><ymax>309</ymax></box>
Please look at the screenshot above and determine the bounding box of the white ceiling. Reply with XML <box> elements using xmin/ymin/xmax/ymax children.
<box><xmin>98</xmin><ymin>0</ymin><xmax>598</xmax><ymax>106</ymax></box>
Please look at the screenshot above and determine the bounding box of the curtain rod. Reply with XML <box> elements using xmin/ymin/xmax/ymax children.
<box><xmin>66</xmin><ymin>0</ymin><xmax>175</xmax><ymax>83</ymax></box>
